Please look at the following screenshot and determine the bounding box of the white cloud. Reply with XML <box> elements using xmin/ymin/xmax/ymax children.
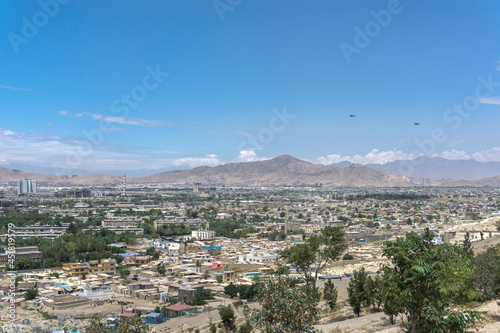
<box><xmin>170</xmin><ymin>154</ymin><xmax>223</xmax><ymax>168</ymax></box>
<box><xmin>233</xmin><ymin>150</ymin><xmax>269</xmax><ymax>163</ymax></box>
<box><xmin>478</xmin><ymin>97</ymin><xmax>500</xmax><ymax>105</ymax></box>
<box><xmin>432</xmin><ymin>149</ymin><xmax>471</xmax><ymax>160</ymax></box>
<box><xmin>226</xmin><ymin>130</ymin><xmax>256</xmax><ymax>138</ymax></box>
<box><xmin>0</xmin><ymin>128</ymin><xmax>181</xmax><ymax>173</ymax></box>
<box><xmin>316</xmin><ymin>149</ymin><xmax>421</xmax><ymax>165</ymax></box>
<box><xmin>471</xmin><ymin>147</ymin><xmax>500</xmax><ymax>162</ymax></box>
<box><xmin>0</xmin><ymin>84</ymin><xmax>32</xmax><ymax>91</ymax></box>
<box><xmin>58</xmin><ymin>110</ymin><xmax>172</xmax><ymax>127</ymax></box>
<box><xmin>317</xmin><ymin>148</ymin><xmax>500</xmax><ymax>165</ymax></box>
<box><xmin>0</xmin><ymin>129</ymin><xmax>15</xmax><ymax>136</ymax></box>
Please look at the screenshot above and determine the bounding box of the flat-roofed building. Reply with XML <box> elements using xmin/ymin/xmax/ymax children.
<box><xmin>62</xmin><ymin>262</ymin><xmax>90</xmax><ymax>278</ymax></box>
<box><xmin>0</xmin><ymin>246</ymin><xmax>43</xmax><ymax>268</ymax></box>
<box><xmin>102</xmin><ymin>218</ymin><xmax>142</xmax><ymax>228</ymax></box>
<box><xmin>89</xmin><ymin>258</ymin><xmax>116</xmax><ymax>274</ymax></box>
<box><xmin>80</xmin><ymin>285</ymin><xmax>114</xmax><ymax>300</ymax></box>
<box><xmin>212</xmin><ymin>271</ymin><xmax>236</xmax><ymax>283</ymax></box>
<box><xmin>125</xmin><ymin>255</ymin><xmax>153</xmax><ymax>267</ymax></box>
<box><xmin>7</xmin><ymin>226</ymin><xmax>67</xmax><ymax>239</ymax></box>
<box><xmin>238</xmin><ymin>251</ymin><xmax>276</xmax><ymax>264</ymax></box>
<box><xmin>192</xmin><ymin>229</ymin><xmax>215</xmax><ymax>240</ymax></box>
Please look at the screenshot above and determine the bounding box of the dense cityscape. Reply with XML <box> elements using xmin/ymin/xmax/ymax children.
<box><xmin>1</xmin><ymin>178</ymin><xmax>500</xmax><ymax>332</ymax></box>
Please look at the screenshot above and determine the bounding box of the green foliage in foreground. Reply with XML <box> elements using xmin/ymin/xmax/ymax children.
<box><xmin>251</xmin><ymin>276</ymin><xmax>320</xmax><ymax>333</ymax></box>
<box><xmin>347</xmin><ymin>268</ymin><xmax>369</xmax><ymax>317</ymax></box>
<box><xmin>382</xmin><ymin>229</ymin><xmax>485</xmax><ymax>333</ymax></box>
<box><xmin>280</xmin><ymin>226</ymin><xmax>345</xmax><ymax>286</ymax></box>
<box><xmin>84</xmin><ymin>315</ymin><xmax>151</xmax><ymax>333</ymax></box>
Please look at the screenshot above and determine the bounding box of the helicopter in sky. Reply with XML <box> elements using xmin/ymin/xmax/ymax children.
<box><xmin>414</xmin><ymin>122</ymin><xmax>420</xmax><ymax>125</ymax></box>
<box><xmin>349</xmin><ymin>114</ymin><xmax>356</xmax><ymax>117</ymax></box>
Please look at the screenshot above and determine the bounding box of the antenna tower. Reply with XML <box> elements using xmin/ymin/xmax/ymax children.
<box><xmin>122</xmin><ymin>174</ymin><xmax>126</xmax><ymax>196</ymax></box>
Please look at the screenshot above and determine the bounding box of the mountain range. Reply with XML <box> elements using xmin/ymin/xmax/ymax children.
<box><xmin>138</xmin><ymin>155</ymin><xmax>414</xmax><ymax>187</ymax></box>
<box><xmin>1</xmin><ymin>155</ymin><xmax>500</xmax><ymax>187</ymax></box>
<box><xmin>366</xmin><ymin>157</ymin><xmax>500</xmax><ymax>180</ymax></box>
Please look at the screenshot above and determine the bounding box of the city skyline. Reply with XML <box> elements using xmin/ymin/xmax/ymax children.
<box><xmin>2</xmin><ymin>1</ymin><xmax>500</xmax><ymax>176</ymax></box>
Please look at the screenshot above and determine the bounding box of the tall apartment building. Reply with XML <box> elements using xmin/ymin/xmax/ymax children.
<box><xmin>17</xmin><ymin>179</ymin><xmax>37</xmax><ymax>195</ymax></box>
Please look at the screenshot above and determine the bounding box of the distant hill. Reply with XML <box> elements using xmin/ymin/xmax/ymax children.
<box><xmin>366</xmin><ymin>157</ymin><xmax>500</xmax><ymax>180</ymax></box>
<box><xmin>330</xmin><ymin>161</ymin><xmax>353</xmax><ymax>167</ymax></box>
<box><xmin>137</xmin><ymin>155</ymin><xmax>416</xmax><ymax>187</ymax></box>
<box><xmin>0</xmin><ymin>166</ymin><xmax>127</xmax><ymax>185</ymax></box>
<box><xmin>2</xmin><ymin>154</ymin><xmax>500</xmax><ymax>187</ymax></box>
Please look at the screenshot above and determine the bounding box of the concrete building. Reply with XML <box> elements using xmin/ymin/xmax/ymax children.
<box><xmin>80</xmin><ymin>285</ymin><xmax>114</xmax><ymax>300</ymax></box>
<box><xmin>238</xmin><ymin>251</ymin><xmax>277</xmax><ymax>264</ymax></box>
<box><xmin>125</xmin><ymin>255</ymin><xmax>153</xmax><ymax>267</ymax></box>
<box><xmin>62</xmin><ymin>262</ymin><xmax>90</xmax><ymax>278</ymax></box>
<box><xmin>55</xmin><ymin>189</ymin><xmax>92</xmax><ymax>198</ymax></box>
<box><xmin>0</xmin><ymin>246</ymin><xmax>43</xmax><ymax>268</ymax></box>
<box><xmin>17</xmin><ymin>179</ymin><xmax>37</xmax><ymax>195</ymax></box>
<box><xmin>102</xmin><ymin>219</ymin><xmax>142</xmax><ymax>228</ymax></box>
<box><xmin>211</xmin><ymin>271</ymin><xmax>236</xmax><ymax>283</ymax></box>
<box><xmin>89</xmin><ymin>259</ymin><xmax>117</xmax><ymax>274</ymax></box>
<box><xmin>191</xmin><ymin>229</ymin><xmax>215</xmax><ymax>240</ymax></box>
<box><xmin>6</xmin><ymin>226</ymin><xmax>68</xmax><ymax>239</ymax></box>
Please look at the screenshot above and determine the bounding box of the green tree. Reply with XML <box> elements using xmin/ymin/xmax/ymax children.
<box><xmin>156</xmin><ymin>265</ymin><xmax>166</xmax><ymax>276</ymax></box>
<box><xmin>342</xmin><ymin>253</ymin><xmax>354</xmax><ymax>260</ymax></box>
<box><xmin>14</xmin><ymin>276</ymin><xmax>23</xmax><ymax>288</ymax></box>
<box><xmin>381</xmin><ymin>269</ymin><xmax>403</xmax><ymax>325</ymax></box>
<box><xmin>188</xmin><ymin>288</ymin><xmax>214</xmax><ymax>306</ymax></box>
<box><xmin>280</xmin><ymin>226</ymin><xmax>345</xmax><ymax>287</ymax></box>
<box><xmin>15</xmin><ymin>255</ymin><xmax>38</xmax><ymax>270</ymax></box>
<box><xmin>251</xmin><ymin>275</ymin><xmax>319</xmax><ymax>333</ymax></box>
<box><xmin>382</xmin><ymin>230</ymin><xmax>484</xmax><ymax>332</ymax></box>
<box><xmin>24</xmin><ymin>288</ymin><xmax>39</xmax><ymax>300</ymax></box>
<box><xmin>224</xmin><ymin>283</ymin><xmax>239</xmax><ymax>299</ymax></box>
<box><xmin>117</xmin><ymin>264</ymin><xmax>130</xmax><ymax>280</ymax></box>
<box><xmin>238</xmin><ymin>321</ymin><xmax>253</xmax><ymax>333</ymax></box>
<box><xmin>216</xmin><ymin>274</ymin><xmax>223</xmax><ymax>284</ymax></box>
<box><xmin>366</xmin><ymin>275</ymin><xmax>382</xmax><ymax>311</ymax></box>
<box><xmin>473</xmin><ymin>245</ymin><xmax>500</xmax><ymax>301</ymax></box>
<box><xmin>196</xmin><ymin>259</ymin><xmax>202</xmax><ymax>272</ymax></box>
<box><xmin>347</xmin><ymin>268</ymin><xmax>369</xmax><ymax>317</ymax></box>
<box><xmin>219</xmin><ymin>306</ymin><xmax>236</xmax><ymax>333</ymax></box>
<box><xmin>323</xmin><ymin>279</ymin><xmax>338</xmax><ymax>312</ymax></box>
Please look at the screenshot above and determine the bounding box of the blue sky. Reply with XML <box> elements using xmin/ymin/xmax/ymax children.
<box><xmin>1</xmin><ymin>0</ymin><xmax>500</xmax><ymax>176</ymax></box>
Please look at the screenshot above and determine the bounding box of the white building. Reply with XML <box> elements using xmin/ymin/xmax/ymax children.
<box><xmin>192</xmin><ymin>230</ymin><xmax>215</xmax><ymax>240</ymax></box>
<box><xmin>238</xmin><ymin>251</ymin><xmax>277</xmax><ymax>264</ymax></box>
<box><xmin>80</xmin><ymin>285</ymin><xmax>114</xmax><ymax>300</ymax></box>
<box><xmin>431</xmin><ymin>236</ymin><xmax>444</xmax><ymax>245</ymax></box>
